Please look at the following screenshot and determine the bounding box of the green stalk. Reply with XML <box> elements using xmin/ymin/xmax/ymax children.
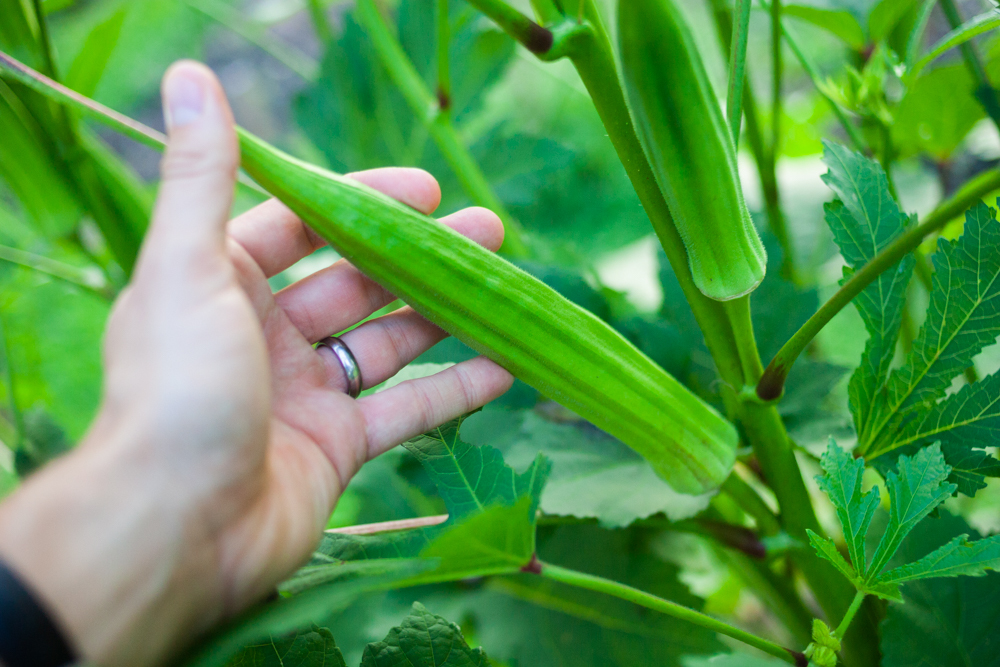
<box><xmin>306</xmin><ymin>0</ymin><xmax>333</xmax><ymax>44</ymax></box>
<box><xmin>436</xmin><ymin>0</ymin><xmax>451</xmax><ymax>109</ymax></box>
<box><xmin>770</xmin><ymin>0</ymin><xmax>782</xmax><ymax>158</ymax></box>
<box><xmin>905</xmin><ymin>0</ymin><xmax>937</xmax><ymax>69</ymax></box>
<box><xmin>938</xmin><ymin>0</ymin><xmax>1000</xmax><ymax>132</ymax></box>
<box><xmin>725</xmin><ymin>296</ymin><xmax>764</xmax><ymax>384</ymax></box>
<box><xmin>757</xmin><ymin>166</ymin><xmax>1000</xmax><ymax>399</ymax></box>
<box><xmin>189</xmin><ymin>0</ymin><xmax>318</xmax><ymax>80</ymax></box>
<box><xmin>354</xmin><ymin>0</ymin><xmax>529</xmax><ymax>256</ymax></box>
<box><xmin>727</xmin><ymin>0</ymin><xmax>752</xmax><ymax>142</ymax></box>
<box><xmin>758</xmin><ymin>0</ymin><xmax>865</xmax><ymax>153</ymax></box>
<box><xmin>0</xmin><ymin>51</ymin><xmax>166</xmax><ymax>149</ymax></box>
<box><xmin>528</xmin><ymin>0</ymin><xmax>563</xmax><ymax>26</ymax></box>
<box><xmin>834</xmin><ymin>590</ymin><xmax>866</xmax><ymax>639</ymax></box>
<box><xmin>722</xmin><ymin>472</ymin><xmax>780</xmax><ymax>535</ymax></box>
<box><xmin>538</xmin><ymin>562</ymin><xmax>806</xmax><ymax>665</ymax></box>
<box><xmin>713</xmin><ymin>546</ymin><xmax>813</xmax><ymax>646</ymax></box>
<box><xmin>709</xmin><ymin>0</ymin><xmax>794</xmax><ymax>277</ymax></box>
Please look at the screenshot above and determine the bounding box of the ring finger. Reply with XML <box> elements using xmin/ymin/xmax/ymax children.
<box><xmin>315</xmin><ymin>306</ymin><xmax>446</xmax><ymax>394</ymax></box>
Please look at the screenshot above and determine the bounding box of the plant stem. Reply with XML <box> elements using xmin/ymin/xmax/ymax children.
<box><xmin>529</xmin><ymin>0</ymin><xmax>563</xmax><ymax>26</ymax></box>
<box><xmin>725</xmin><ymin>296</ymin><xmax>764</xmax><ymax>385</ymax></box>
<box><xmin>727</xmin><ymin>0</ymin><xmax>752</xmax><ymax>143</ymax></box>
<box><xmin>722</xmin><ymin>472</ymin><xmax>781</xmax><ymax>535</ymax></box>
<box><xmin>436</xmin><ymin>0</ymin><xmax>451</xmax><ymax>109</ymax></box>
<box><xmin>354</xmin><ymin>0</ymin><xmax>529</xmax><ymax>256</ymax></box>
<box><xmin>713</xmin><ymin>547</ymin><xmax>813</xmax><ymax>646</ymax></box>
<box><xmin>758</xmin><ymin>0</ymin><xmax>865</xmax><ymax>153</ymax></box>
<box><xmin>835</xmin><ymin>590</ymin><xmax>866</xmax><ymax>639</ymax></box>
<box><xmin>538</xmin><ymin>562</ymin><xmax>806</xmax><ymax>665</ymax></box>
<box><xmin>0</xmin><ymin>51</ymin><xmax>167</xmax><ymax>150</ymax></box>
<box><xmin>770</xmin><ymin>0</ymin><xmax>782</xmax><ymax>159</ymax></box>
<box><xmin>306</xmin><ymin>0</ymin><xmax>333</xmax><ymax>44</ymax></box>
<box><xmin>757</xmin><ymin>166</ymin><xmax>1000</xmax><ymax>399</ymax></box>
<box><xmin>189</xmin><ymin>0</ymin><xmax>319</xmax><ymax>80</ymax></box>
<box><xmin>938</xmin><ymin>0</ymin><xmax>1000</xmax><ymax>132</ymax></box>
<box><xmin>905</xmin><ymin>0</ymin><xmax>937</xmax><ymax>69</ymax></box>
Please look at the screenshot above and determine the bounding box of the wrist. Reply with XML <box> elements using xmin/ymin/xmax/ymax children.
<box><xmin>0</xmin><ymin>419</ymin><xmax>224</xmax><ymax>666</ymax></box>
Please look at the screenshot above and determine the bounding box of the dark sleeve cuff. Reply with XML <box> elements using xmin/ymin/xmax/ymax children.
<box><xmin>0</xmin><ymin>558</ymin><xmax>76</xmax><ymax>667</ymax></box>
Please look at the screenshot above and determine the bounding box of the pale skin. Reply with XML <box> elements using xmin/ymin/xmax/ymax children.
<box><xmin>0</xmin><ymin>62</ymin><xmax>513</xmax><ymax>666</ymax></box>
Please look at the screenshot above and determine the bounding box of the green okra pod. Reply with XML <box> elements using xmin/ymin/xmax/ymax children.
<box><xmin>238</xmin><ymin>129</ymin><xmax>737</xmax><ymax>495</ymax></box>
<box><xmin>618</xmin><ymin>0</ymin><xmax>767</xmax><ymax>301</ymax></box>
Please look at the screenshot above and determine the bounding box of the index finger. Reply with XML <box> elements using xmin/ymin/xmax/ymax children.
<box><xmin>227</xmin><ymin>167</ymin><xmax>442</xmax><ymax>278</ymax></box>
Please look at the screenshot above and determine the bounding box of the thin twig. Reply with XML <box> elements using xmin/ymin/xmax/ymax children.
<box><xmin>325</xmin><ymin>514</ymin><xmax>448</xmax><ymax>535</ymax></box>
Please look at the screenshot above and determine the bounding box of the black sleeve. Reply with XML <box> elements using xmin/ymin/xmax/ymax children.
<box><xmin>0</xmin><ymin>558</ymin><xmax>76</xmax><ymax>667</ymax></box>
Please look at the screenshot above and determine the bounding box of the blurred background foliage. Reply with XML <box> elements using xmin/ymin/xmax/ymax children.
<box><xmin>2</xmin><ymin>0</ymin><xmax>1000</xmax><ymax>663</ymax></box>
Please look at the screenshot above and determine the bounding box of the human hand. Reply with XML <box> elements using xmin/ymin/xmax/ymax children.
<box><xmin>0</xmin><ymin>61</ymin><xmax>512</xmax><ymax>666</ymax></box>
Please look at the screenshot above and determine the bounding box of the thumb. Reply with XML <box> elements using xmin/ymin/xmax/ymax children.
<box><xmin>140</xmin><ymin>61</ymin><xmax>239</xmax><ymax>274</ymax></box>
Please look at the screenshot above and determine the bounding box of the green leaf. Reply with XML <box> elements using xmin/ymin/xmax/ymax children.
<box><xmin>807</xmin><ymin>530</ymin><xmax>862</xmax><ymax>585</ymax></box>
<box><xmin>878</xmin><ymin>533</ymin><xmax>1000</xmax><ymax>586</ymax></box>
<box><xmin>461</xmin><ymin>409</ymin><xmax>710</xmax><ymax>529</ymax></box>
<box><xmin>939</xmin><ymin>442</ymin><xmax>1000</xmax><ymax>496</ymax></box>
<box><xmin>878</xmin><ymin>372</ymin><xmax>1000</xmax><ymax>494</ymax></box>
<box><xmin>893</xmin><ymin>65</ymin><xmax>984</xmax><ymax>160</ymax></box>
<box><xmin>0</xmin><ymin>81</ymin><xmax>82</xmax><ymax>237</ymax></box>
<box><xmin>402</xmin><ymin>414</ymin><xmax>549</xmax><ymax>518</ymax></box>
<box><xmin>814</xmin><ymin>440</ymin><xmax>880</xmax><ymax>579</ymax></box>
<box><xmin>784</xmin><ymin>5</ymin><xmax>865</xmax><ymax>48</ymax></box>
<box><xmin>868</xmin><ymin>0</ymin><xmax>921</xmax><ymax>42</ymax></box>
<box><xmin>414</xmin><ymin>498</ymin><xmax>535</xmax><ymax>583</ymax></box>
<box><xmin>821</xmin><ymin>142</ymin><xmax>914</xmax><ymax>442</ymax></box>
<box><xmin>226</xmin><ymin>625</ymin><xmax>347</xmax><ymax>667</ymax></box>
<box><xmin>867</xmin><ymin>200</ymin><xmax>1000</xmax><ymax>457</ymax></box>
<box><xmin>64</xmin><ymin>7</ymin><xmax>127</xmax><ymax>97</ymax></box>
<box><xmin>183</xmin><ymin>560</ymin><xmax>434</xmax><ymax>667</ymax></box>
<box><xmin>361</xmin><ymin>602</ymin><xmax>488</xmax><ymax>667</ymax></box>
<box><xmin>880</xmin><ymin>512</ymin><xmax>1000</xmax><ymax>667</ymax></box>
<box><xmin>866</xmin><ymin>444</ymin><xmax>956</xmax><ymax>580</ymax></box>
<box><xmin>286</xmin><ymin>417</ymin><xmax>549</xmax><ymax>591</ymax></box>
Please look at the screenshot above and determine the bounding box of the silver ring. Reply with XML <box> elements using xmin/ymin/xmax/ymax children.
<box><xmin>316</xmin><ymin>336</ymin><xmax>363</xmax><ymax>398</ymax></box>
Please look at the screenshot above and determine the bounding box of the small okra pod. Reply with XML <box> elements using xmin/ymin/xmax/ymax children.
<box><xmin>237</xmin><ymin>129</ymin><xmax>737</xmax><ymax>495</ymax></box>
<box><xmin>618</xmin><ymin>0</ymin><xmax>767</xmax><ymax>301</ymax></box>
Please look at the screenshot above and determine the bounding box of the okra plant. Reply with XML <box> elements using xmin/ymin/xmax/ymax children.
<box><xmin>2</xmin><ymin>0</ymin><xmax>1000</xmax><ymax>665</ymax></box>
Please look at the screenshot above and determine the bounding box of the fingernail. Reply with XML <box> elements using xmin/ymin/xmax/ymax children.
<box><xmin>164</xmin><ymin>70</ymin><xmax>206</xmax><ymax>129</ymax></box>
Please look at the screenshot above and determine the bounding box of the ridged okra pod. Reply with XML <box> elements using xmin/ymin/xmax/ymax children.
<box><xmin>618</xmin><ymin>0</ymin><xmax>767</xmax><ymax>301</ymax></box>
<box><xmin>238</xmin><ymin>129</ymin><xmax>736</xmax><ymax>495</ymax></box>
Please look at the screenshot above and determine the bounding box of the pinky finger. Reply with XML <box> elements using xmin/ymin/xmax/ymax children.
<box><xmin>357</xmin><ymin>357</ymin><xmax>514</xmax><ymax>460</ymax></box>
